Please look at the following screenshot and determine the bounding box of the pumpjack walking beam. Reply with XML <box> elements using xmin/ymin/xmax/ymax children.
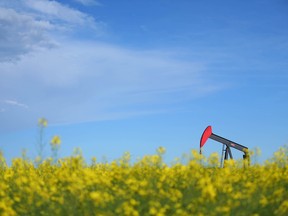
<box><xmin>200</xmin><ymin>126</ymin><xmax>250</xmax><ymax>166</ymax></box>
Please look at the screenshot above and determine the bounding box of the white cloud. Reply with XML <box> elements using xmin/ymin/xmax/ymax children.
<box><xmin>0</xmin><ymin>0</ymin><xmax>104</xmax><ymax>62</ymax></box>
<box><xmin>0</xmin><ymin>7</ymin><xmax>56</xmax><ymax>62</ymax></box>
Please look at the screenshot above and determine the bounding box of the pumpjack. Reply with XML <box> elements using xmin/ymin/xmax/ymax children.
<box><xmin>200</xmin><ymin>126</ymin><xmax>250</xmax><ymax>167</ymax></box>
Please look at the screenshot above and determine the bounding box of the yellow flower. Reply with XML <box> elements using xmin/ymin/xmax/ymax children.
<box><xmin>50</xmin><ymin>135</ymin><xmax>61</xmax><ymax>147</ymax></box>
<box><xmin>90</xmin><ymin>191</ymin><xmax>101</xmax><ymax>202</ymax></box>
<box><xmin>38</xmin><ymin>118</ymin><xmax>48</xmax><ymax>127</ymax></box>
<box><xmin>157</xmin><ymin>146</ymin><xmax>166</xmax><ymax>155</ymax></box>
<box><xmin>149</xmin><ymin>207</ymin><xmax>157</xmax><ymax>215</ymax></box>
<box><xmin>260</xmin><ymin>195</ymin><xmax>268</xmax><ymax>207</ymax></box>
<box><xmin>275</xmin><ymin>200</ymin><xmax>288</xmax><ymax>216</ymax></box>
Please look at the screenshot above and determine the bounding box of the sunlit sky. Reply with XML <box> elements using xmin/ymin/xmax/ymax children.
<box><xmin>0</xmin><ymin>0</ymin><xmax>287</xmax><ymax>164</ymax></box>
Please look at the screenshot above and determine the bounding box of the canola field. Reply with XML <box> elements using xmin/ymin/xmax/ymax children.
<box><xmin>0</xmin><ymin>146</ymin><xmax>287</xmax><ymax>216</ymax></box>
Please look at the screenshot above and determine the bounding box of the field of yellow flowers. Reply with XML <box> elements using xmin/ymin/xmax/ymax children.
<box><xmin>0</xmin><ymin>145</ymin><xmax>287</xmax><ymax>216</ymax></box>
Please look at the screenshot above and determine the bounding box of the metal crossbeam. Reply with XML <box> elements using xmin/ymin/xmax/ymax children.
<box><xmin>210</xmin><ymin>133</ymin><xmax>248</xmax><ymax>153</ymax></box>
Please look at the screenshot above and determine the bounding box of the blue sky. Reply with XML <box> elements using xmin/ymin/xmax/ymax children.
<box><xmin>0</xmin><ymin>0</ymin><xmax>287</xmax><ymax>164</ymax></box>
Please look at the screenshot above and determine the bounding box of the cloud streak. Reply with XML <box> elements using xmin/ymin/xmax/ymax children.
<box><xmin>1</xmin><ymin>100</ymin><xmax>29</xmax><ymax>109</ymax></box>
<box><xmin>74</xmin><ymin>0</ymin><xmax>101</xmax><ymax>6</ymax></box>
<box><xmin>24</xmin><ymin>0</ymin><xmax>96</xmax><ymax>26</ymax></box>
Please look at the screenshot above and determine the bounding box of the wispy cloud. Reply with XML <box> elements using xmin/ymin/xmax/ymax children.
<box><xmin>74</xmin><ymin>0</ymin><xmax>101</xmax><ymax>6</ymax></box>
<box><xmin>2</xmin><ymin>100</ymin><xmax>29</xmax><ymax>109</ymax></box>
<box><xmin>0</xmin><ymin>41</ymin><xmax>221</xmax><ymax>130</ymax></box>
<box><xmin>24</xmin><ymin>0</ymin><xmax>96</xmax><ymax>26</ymax></box>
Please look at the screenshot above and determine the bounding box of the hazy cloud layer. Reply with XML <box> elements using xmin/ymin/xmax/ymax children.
<box><xmin>0</xmin><ymin>41</ymin><xmax>217</xmax><ymax>130</ymax></box>
<box><xmin>0</xmin><ymin>0</ymin><xmax>220</xmax><ymax>131</ymax></box>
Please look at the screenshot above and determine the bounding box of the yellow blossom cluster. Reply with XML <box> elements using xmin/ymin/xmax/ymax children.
<box><xmin>51</xmin><ymin>135</ymin><xmax>61</xmax><ymax>145</ymax></box>
<box><xmin>38</xmin><ymin>118</ymin><xmax>48</xmax><ymax>128</ymax></box>
<box><xmin>50</xmin><ymin>135</ymin><xmax>61</xmax><ymax>149</ymax></box>
<box><xmin>0</xmin><ymin>146</ymin><xmax>287</xmax><ymax>215</ymax></box>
